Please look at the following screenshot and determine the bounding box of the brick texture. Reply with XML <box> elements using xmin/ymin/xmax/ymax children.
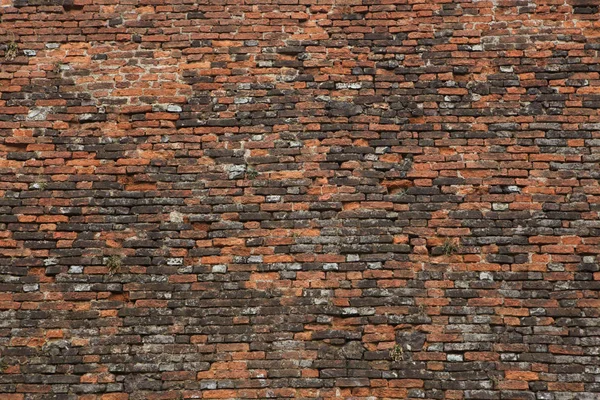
<box><xmin>1</xmin><ymin>0</ymin><xmax>600</xmax><ymax>399</ymax></box>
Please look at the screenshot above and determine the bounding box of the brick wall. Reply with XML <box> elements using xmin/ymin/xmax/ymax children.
<box><xmin>1</xmin><ymin>0</ymin><xmax>600</xmax><ymax>399</ymax></box>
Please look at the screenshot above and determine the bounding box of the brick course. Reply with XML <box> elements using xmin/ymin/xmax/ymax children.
<box><xmin>2</xmin><ymin>0</ymin><xmax>600</xmax><ymax>399</ymax></box>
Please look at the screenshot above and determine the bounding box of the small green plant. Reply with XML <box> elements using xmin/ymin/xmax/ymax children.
<box><xmin>3</xmin><ymin>30</ymin><xmax>18</xmax><ymax>61</ymax></box>
<box><xmin>4</xmin><ymin>40</ymin><xmax>18</xmax><ymax>61</ymax></box>
<box><xmin>486</xmin><ymin>371</ymin><xmax>500</xmax><ymax>388</ymax></box>
<box><xmin>246</xmin><ymin>166</ymin><xmax>259</xmax><ymax>180</ymax></box>
<box><xmin>0</xmin><ymin>357</ymin><xmax>8</xmax><ymax>372</ymax></box>
<box><xmin>106</xmin><ymin>255</ymin><xmax>122</xmax><ymax>275</ymax></box>
<box><xmin>441</xmin><ymin>238</ymin><xmax>460</xmax><ymax>255</ymax></box>
<box><xmin>389</xmin><ymin>344</ymin><xmax>404</xmax><ymax>362</ymax></box>
<box><xmin>393</xmin><ymin>188</ymin><xmax>407</xmax><ymax>197</ymax></box>
<box><xmin>53</xmin><ymin>62</ymin><xmax>65</xmax><ymax>74</ymax></box>
<box><xmin>31</xmin><ymin>181</ymin><xmax>47</xmax><ymax>191</ymax></box>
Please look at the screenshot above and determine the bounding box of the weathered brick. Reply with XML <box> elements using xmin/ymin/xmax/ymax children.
<box><xmin>0</xmin><ymin>1</ymin><xmax>598</xmax><ymax>398</ymax></box>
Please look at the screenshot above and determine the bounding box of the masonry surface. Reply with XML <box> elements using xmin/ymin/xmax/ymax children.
<box><xmin>1</xmin><ymin>0</ymin><xmax>600</xmax><ymax>399</ymax></box>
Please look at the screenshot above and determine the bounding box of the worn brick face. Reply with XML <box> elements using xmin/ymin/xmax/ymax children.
<box><xmin>1</xmin><ymin>0</ymin><xmax>600</xmax><ymax>399</ymax></box>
